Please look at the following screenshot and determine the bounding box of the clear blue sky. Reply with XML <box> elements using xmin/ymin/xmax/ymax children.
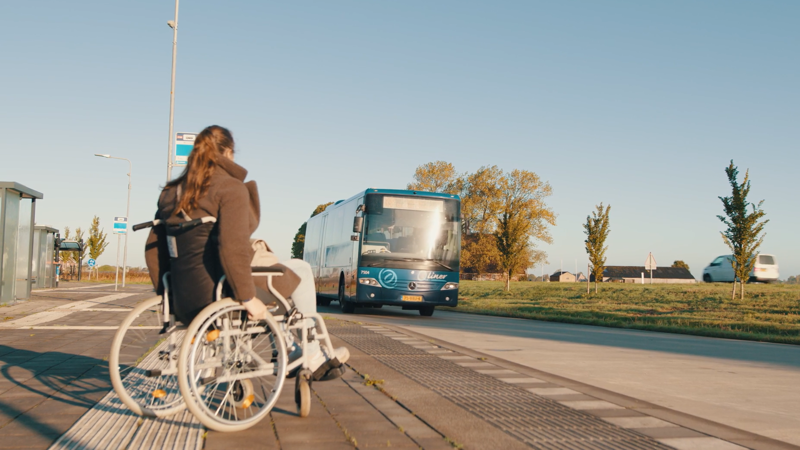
<box><xmin>2</xmin><ymin>1</ymin><xmax>798</xmax><ymax>279</ymax></box>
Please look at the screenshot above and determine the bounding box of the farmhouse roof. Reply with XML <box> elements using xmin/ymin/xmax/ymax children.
<box><xmin>603</xmin><ymin>266</ymin><xmax>695</xmax><ymax>280</ymax></box>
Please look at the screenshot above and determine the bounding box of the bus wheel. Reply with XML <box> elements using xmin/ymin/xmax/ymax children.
<box><xmin>317</xmin><ymin>297</ymin><xmax>332</xmax><ymax>307</ymax></box>
<box><xmin>339</xmin><ymin>280</ymin><xmax>355</xmax><ymax>314</ymax></box>
<box><xmin>419</xmin><ymin>306</ymin><xmax>434</xmax><ymax>317</ymax></box>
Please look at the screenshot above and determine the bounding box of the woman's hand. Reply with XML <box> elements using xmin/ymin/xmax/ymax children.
<box><xmin>241</xmin><ymin>298</ymin><xmax>267</xmax><ymax>321</ymax></box>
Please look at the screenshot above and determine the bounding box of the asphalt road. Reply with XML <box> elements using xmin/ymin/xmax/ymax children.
<box><xmin>319</xmin><ymin>303</ymin><xmax>800</xmax><ymax>447</ymax></box>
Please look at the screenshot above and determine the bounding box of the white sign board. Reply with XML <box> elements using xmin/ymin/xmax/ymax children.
<box><xmin>175</xmin><ymin>132</ymin><xmax>198</xmax><ymax>166</ymax></box>
<box><xmin>645</xmin><ymin>252</ymin><xmax>657</xmax><ymax>271</ymax></box>
<box><xmin>113</xmin><ymin>216</ymin><xmax>127</xmax><ymax>235</ymax></box>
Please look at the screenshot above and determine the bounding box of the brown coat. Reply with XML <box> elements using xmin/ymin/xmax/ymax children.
<box><xmin>145</xmin><ymin>158</ymin><xmax>298</xmax><ymax>309</ymax></box>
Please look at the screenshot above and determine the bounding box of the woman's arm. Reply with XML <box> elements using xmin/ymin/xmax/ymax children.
<box><xmin>216</xmin><ymin>179</ymin><xmax>257</xmax><ymax>301</ymax></box>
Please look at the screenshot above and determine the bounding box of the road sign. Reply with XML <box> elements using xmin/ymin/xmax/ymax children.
<box><xmin>175</xmin><ymin>132</ymin><xmax>197</xmax><ymax>166</ymax></box>
<box><xmin>645</xmin><ymin>252</ymin><xmax>657</xmax><ymax>271</ymax></box>
<box><xmin>87</xmin><ymin>258</ymin><xmax>96</xmax><ymax>268</ymax></box>
<box><xmin>113</xmin><ymin>217</ymin><xmax>128</xmax><ymax>235</ymax></box>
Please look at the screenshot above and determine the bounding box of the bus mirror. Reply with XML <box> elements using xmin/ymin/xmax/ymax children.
<box><xmin>353</xmin><ymin>216</ymin><xmax>364</xmax><ymax>233</ymax></box>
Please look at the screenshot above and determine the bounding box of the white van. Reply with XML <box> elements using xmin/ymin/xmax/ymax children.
<box><xmin>702</xmin><ymin>254</ymin><xmax>779</xmax><ymax>283</ymax></box>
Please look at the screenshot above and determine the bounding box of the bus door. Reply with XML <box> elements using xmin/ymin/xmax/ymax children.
<box><xmin>349</xmin><ymin>197</ymin><xmax>364</xmax><ymax>298</ymax></box>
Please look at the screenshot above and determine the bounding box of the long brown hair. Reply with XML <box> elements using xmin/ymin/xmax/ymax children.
<box><xmin>167</xmin><ymin>125</ymin><xmax>234</xmax><ymax>213</ymax></box>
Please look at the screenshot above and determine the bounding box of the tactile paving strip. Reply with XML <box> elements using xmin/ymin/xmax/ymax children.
<box><xmin>328</xmin><ymin>322</ymin><xmax>673</xmax><ymax>450</ymax></box>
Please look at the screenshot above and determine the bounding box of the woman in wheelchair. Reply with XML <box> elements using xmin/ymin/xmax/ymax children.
<box><xmin>144</xmin><ymin>125</ymin><xmax>349</xmax><ymax>380</ymax></box>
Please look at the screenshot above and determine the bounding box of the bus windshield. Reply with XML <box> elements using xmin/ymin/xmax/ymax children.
<box><xmin>360</xmin><ymin>194</ymin><xmax>460</xmax><ymax>272</ymax></box>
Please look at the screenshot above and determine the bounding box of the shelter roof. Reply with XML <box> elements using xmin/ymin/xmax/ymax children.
<box><xmin>0</xmin><ymin>182</ymin><xmax>43</xmax><ymax>199</ymax></box>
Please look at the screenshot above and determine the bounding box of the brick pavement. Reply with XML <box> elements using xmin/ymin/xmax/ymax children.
<box><xmin>0</xmin><ymin>282</ymin><xmax>787</xmax><ymax>450</ymax></box>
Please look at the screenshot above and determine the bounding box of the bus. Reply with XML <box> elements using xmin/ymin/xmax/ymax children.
<box><xmin>303</xmin><ymin>189</ymin><xmax>461</xmax><ymax>316</ymax></box>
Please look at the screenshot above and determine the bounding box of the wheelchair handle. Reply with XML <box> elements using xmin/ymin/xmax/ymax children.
<box><xmin>176</xmin><ymin>216</ymin><xmax>217</xmax><ymax>230</ymax></box>
<box><xmin>132</xmin><ymin>219</ymin><xmax>162</xmax><ymax>232</ymax></box>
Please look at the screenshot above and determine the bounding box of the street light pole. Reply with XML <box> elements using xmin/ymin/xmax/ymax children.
<box><xmin>166</xmin><ymin>0</ymin><xmax>180</xmax><ymax>182</ymax></box>
<box><xmin>95</xmin><ymin>154</ymin><xmax>132</xmax><ymax>290</ymax></box>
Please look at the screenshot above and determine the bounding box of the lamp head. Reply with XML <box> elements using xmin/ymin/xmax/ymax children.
<box><xmin>167</xmin><ymin>20</ymin><xmax>176</xmax><ymax>29</ymax></box>
<box><xmin>94</xmin><ymin>154</ymin><xmax>110</xmax><ymax>158</ymax></box>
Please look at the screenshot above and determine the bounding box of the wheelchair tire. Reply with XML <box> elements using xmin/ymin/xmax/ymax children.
<box><xmin>178</xmin><ymin>299</ymin><xmax>288</xmax><ymax>432</ymax></box>
<box><xmin>110</xmin><ymin>296</ymin><xmax>186</xmax><ymax>417</ymax></box>
<box><xmin>295</xmin><ymin>370</ymin><xmax>312</xmax><ymax>418</ymax></box>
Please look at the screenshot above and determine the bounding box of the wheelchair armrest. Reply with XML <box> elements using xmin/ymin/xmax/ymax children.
<box><xmin>252</xmin><ymin>266</ymin><xmax>285</xmax><ymax>274</ymax></box>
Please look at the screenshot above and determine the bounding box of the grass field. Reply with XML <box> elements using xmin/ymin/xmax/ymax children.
<box><xmin>456</xmin><ymin>281</ymin><xmax>800</xmax><ymax>345</ymax></box>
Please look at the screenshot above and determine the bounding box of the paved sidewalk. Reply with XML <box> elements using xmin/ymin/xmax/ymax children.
<box><xmin>1</xmin><ymin>283</ymin><xmax>789</xmax><ymax>449</ymax></box>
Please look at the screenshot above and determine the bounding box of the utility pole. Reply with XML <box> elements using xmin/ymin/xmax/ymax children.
<box><xmin>166</xmin><ymin>0</ymin><xmax>180</xmax><ymax>181</ymax></box>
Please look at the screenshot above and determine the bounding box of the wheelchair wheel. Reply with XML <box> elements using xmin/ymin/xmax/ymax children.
<box><xmin>178</xmin><ymin>299</ymin><xmax>288</xmax><ymax>432</ymax></box>
<box><xmin>295</xmin><ymin>369</ymin><xmax>312</xmax><ymax>418</ymax></box>
<box><xmin>109</xmin><ymin>296</ymin><xmax>185</xmax><ymax>417</ymax></box>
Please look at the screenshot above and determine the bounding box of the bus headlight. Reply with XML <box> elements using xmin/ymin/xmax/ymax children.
<box><xmin>359</xmin><ymin>278</ymin><xmax>380</xmax><ymax>286</ymax></box>
<box><xmin>441</xmin><ymin>282</ymin><xmax>459</xmax><ymax>290</ymax></box>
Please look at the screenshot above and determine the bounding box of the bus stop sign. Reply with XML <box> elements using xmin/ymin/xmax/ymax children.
<box><xmin>114</xmin><ymin>217</ymin><xmax>127</xmax><ymax>235</ymax></box>
<box><xmin>175</xmin><ymin>132</ymin><xmax>197</xmax><ymax>166</ymax></box>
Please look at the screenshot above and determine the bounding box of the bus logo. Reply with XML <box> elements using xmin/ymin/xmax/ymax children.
<box><xmin>379</xmin><ymin>269</ymin><xmax>398</xmax><ymax>289</ymax></box>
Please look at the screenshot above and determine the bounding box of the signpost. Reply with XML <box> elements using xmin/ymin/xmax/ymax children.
<box><xmin>113</xmin><ymin>217</ymin><xmax>127</xmax><ymax>291</ymax></box>
<box><xmin>645</xmin><ymin>252</ymin><xmax>657</xmax><ymax>284</ymax></box>
<box><xmin>174</xmin><ymin>132</ymin><xmax>197</xmax><ymax>167</ymax></box>
<box><xmin>87</xmin><ymin>258</ymin><xmax>96</xmax><ymax>281</ymax></box>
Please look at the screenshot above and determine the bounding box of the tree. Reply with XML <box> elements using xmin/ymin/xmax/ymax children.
<box><xmin>494</xmin><ymin>169</ymin><xmax>555</xmax><ymax>291</ymax></box>
<box><xmin>407</xmin><ymin>161</ymin><xmax>461</xmax><ymax>195</ymax></box>
<box><xmin>584</xmin><ymin>204</ymin><xmax>611</xmax><ymax>293</ymax></box>
<box><xmin>58</xmin><ymin>227</ymin><xmax>72</xmax><ymax>264</ymax></box>
<box><xmin>461</xmin><ymin>233</ymin><xmax>501</xmax><ymax>275</ymax></box>
<box><xmin>672</xmin><ymin>260</ymin><xmax>690</xmax><ymax>271</ymax></box>
<box><xmin>291</xmin><ymin>202</ymin><xmax>334</xmax><ymax>259</ymax></box>
<box><xmin>461</xmin><ymin>166</ymin><xmax>502</xmax><ymax>235</ymax></box>
<box><xmin>73</xmin><ymin>227</ymin><xmax>87</xmax><ymax>262</ymax></box>
<box><xmin>87</xmin><ymin>216</ymin><xmax>109</xmax><ymax>261</ymax></box>
<box><xmin>718</xmin><ymin>160</ymin><xmax>768</xmax><ymax>300</ymax></box>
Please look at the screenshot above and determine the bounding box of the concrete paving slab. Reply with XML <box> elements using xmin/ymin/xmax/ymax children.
<box><xmin>658</xmin><ymin>437</ymin><xmax>751</xmax><ymax>450</ymax></box>
<box><xmin>527</xmin><ymin>387</ymin><xmax>581</xmax><ymax>396</ymax></box>
<box><xmin>604</xmin><ymin>416</ymin><xmax>679</xmax><ymax>429</ymax></box>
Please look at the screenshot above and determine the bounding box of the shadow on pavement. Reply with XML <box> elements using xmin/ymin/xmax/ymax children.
<box><xmin>0</xmin><ymin>345</ymin><xmax>125</xmax><ymax>438</ymax></box>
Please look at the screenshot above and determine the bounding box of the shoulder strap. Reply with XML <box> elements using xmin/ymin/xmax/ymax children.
<box><xmin>175</xmin><ymin>184</ymin><xmax>193</xmax><ymax>220</ymax></box>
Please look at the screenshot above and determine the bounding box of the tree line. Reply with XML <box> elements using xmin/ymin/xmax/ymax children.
<box><xmin>582</xmin><ymin>159</ymin><xmax>768</xmax><ymax>299</ymax></box>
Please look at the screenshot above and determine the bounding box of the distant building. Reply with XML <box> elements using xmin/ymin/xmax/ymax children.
<box><xmin>589</xmin><ymin>266</ymin><xmax>696</xmax><ymax>284</ymax></box>
<box><xmin>550</xmin><ymin>271</ymin><xmax>576</xmax><ymax>282</ymax></box>
<box><xmin>576</xmin><ymin>272</ymin><xmax>588</xmax><ymax>282</ymax></box>
<box><xmin>527</xmin><ymin>274</ymin><xmax>549</xmax><ymax>282</ymax></box>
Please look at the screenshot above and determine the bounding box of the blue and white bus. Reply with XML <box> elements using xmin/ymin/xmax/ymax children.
<box><xmin>303</xmin><ymin>189</ymin><xmax>461</xmax><ymax>316</ymax></box>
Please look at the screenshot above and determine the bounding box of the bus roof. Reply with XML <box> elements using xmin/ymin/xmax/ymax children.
<box><xmin>324</xmin><ymin>189</ymin><xmax>460</xmax><ymax>213</ymax></box>
<box><xmin>364</xmin><ymin>188</ymin><xmax>460</xmax><ymax>200</ymax></box>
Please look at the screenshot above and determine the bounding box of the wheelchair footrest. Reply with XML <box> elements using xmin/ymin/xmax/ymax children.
<box><xmin>146</xmin><ymin>369</ymin><xmax>162</xmax><ymax>378</ymax></box>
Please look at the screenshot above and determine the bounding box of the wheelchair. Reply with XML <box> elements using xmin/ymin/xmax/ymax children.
<box><xmin>110</xmin><ymin>217</ymin><xmax>346</xmax><ymax>432</ymax></box>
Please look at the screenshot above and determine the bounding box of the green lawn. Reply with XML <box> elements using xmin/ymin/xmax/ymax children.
<box><xmin>455</xmin><ymin>281</ymin><xmax>800</xmax><ymax>345</ymax></box>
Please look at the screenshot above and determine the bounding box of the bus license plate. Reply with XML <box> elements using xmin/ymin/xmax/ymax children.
<box><xmin>402</xmin><ymin>295</ymin><xmax>423</xmax><ymax>302</ymax></box>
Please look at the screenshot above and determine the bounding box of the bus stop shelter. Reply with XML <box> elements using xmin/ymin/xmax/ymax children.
<box><xmin>0</xmin><ymin>182</ymin><xmax>43</xmax><ymax>303</ymax></box>
<box><xmin>33</xmin><ymin>225</ymin><xmax>59</xmax><ymax>289</ymax></box>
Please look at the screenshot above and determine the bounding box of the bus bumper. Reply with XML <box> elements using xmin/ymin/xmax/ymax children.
<box><xmin>355</xmin><ymin>285</ymin><xmax>458</xmax><ymax>307</ymax></box>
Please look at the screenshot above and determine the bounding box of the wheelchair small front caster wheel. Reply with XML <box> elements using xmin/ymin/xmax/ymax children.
<box><xmin>232</xmin><ymin>379</ymin><xmax>254</xmax><ymax>409</ymax></box>
<box><xmin>295</xmin><ymin>369</ymin><xmax>312</xmax><ymax>418</ymax></box>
